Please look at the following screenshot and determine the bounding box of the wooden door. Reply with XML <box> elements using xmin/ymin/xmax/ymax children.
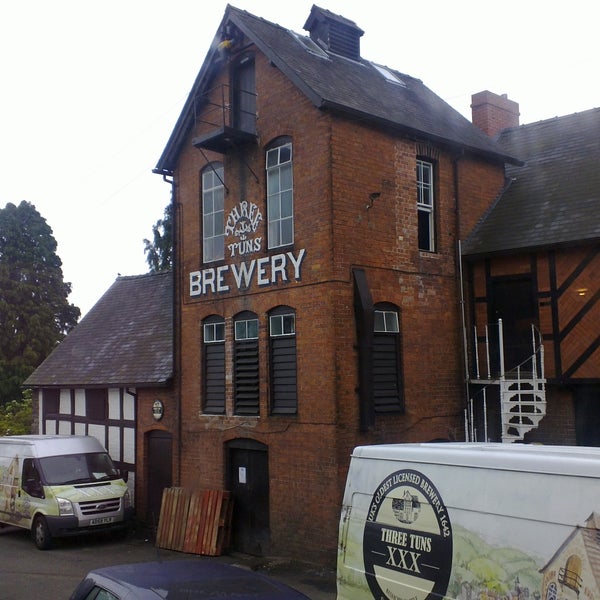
<box><xmin>146</xmin><ymin>430</ymin><xmax>172</xmax><ymax>526</ymax></box>
<box><xmin>226</xmin><ymin>439</ymin><xmax>269</xmax><ymax>556</ymax></box>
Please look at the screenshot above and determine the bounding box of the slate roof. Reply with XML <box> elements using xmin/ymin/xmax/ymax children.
<box><xmin>154</xmin><ymin>5</ymin><xmax>518</xmax><ymax>175</ymax></box>
<box><xmin>462</xmin><ymin>107</ymin><xmax>600</xmax><ymax>257</ymax></box>
<box><xmin>24</xmin><ymin>271</ymin><xmax>173</xmax><ymax>388</ymax></box>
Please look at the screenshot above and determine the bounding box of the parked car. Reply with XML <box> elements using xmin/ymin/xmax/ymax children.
<box><xmin>69</xmin><ymin>559</ymin><xmax>310</xmax><ymax>599</ymax></box>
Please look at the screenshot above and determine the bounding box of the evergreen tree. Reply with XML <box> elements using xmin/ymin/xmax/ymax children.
<box><xmin>0</xmin><ymin>201</ymin><xmax>80</xmax><ymax>405</ymax></box>
<box><xmin>144</xmin><ymin>201</ymin><xmax>173</xmax><ymax>272</ymax></box>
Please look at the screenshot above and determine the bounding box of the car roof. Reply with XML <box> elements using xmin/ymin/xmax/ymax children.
<box><xmin>71</xmin><ymin>559</ymin><xmax>309</xmax><ymax>599</ymax></box>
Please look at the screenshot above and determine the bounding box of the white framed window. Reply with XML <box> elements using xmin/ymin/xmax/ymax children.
<box><xmin>269</xmin><ymin>312</ymin><xmax>295</xmax><ymax>336</ymax></box>
<box><xmin>417</xmin><ymin>159</ymin><xmax>435</xmax><ymax>252</ymax></box>
<box><xmin>267</xmin><ymin>142</ymin><xmax>293</xmax><ymax>249</ymax></box>
<box><xmin>202</xmin><ymin>164</ymin><xmax>225</xmax><ymax>263</ymax></box>
<box><xmin>204</xmin><ymin>320</ymin><xmax>225</xmax><ymax>343</ymax></box>
<box><xmin>374</xmin><ymin>310</ymin><xmax>399</xmax><ymax>333</ymax></box>
<box><xmin>235</xmin><ymin>318</ymin><xmax>259</xmax><ymax>340</ymax></box>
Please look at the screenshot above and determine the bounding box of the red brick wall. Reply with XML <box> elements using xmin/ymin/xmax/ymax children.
<box><xmin>136</xmin><ymin>386</ymin><xmax>178</xmax><ymax>521</ymax></box>
<box><xmin>168</xmin><ymin>42</ymin><xmax>505</xmax><ymax>565</ymax></box>
<box><xmin>524</xmin><ymin>386</ymin><xmax>576</xmax><ymax>445</ymax></box>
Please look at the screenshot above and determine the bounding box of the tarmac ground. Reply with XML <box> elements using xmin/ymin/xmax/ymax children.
<box><xmin>0</xmin><ymin>523</ymin><xmax>336</xmax><ymax>599</ymax></box>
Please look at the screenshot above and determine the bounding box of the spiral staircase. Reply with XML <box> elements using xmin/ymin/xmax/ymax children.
<box><xmin>466</xmin><ymin>319</ymin><xmax>546</xmax><ymax>443</ymax></box>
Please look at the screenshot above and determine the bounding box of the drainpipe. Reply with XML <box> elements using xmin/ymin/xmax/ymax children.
<box><xmin>162</xmin><ymin>173</ymin><xmax>181</xmax><ymax>486</ymax></box>
<box><xmin>453</xmin><ymin>151</ymin><xmax>472</xmax><ymax>417</ymax></box>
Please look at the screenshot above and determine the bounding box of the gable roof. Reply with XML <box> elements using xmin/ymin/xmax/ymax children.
<box><xmin>24</xmin><ymin>271</ymin><xmax>173</xmax><ymax>388</ymax></box>
<box><xmin>462</xmin><ymin>107</ymin><xmax>600</xmax><ymax>257</ymax></box>
<box><xmin>154</xmin><ymin>4</ymin><xmax>518</xmax><ymax>175</ymax></box>
<box><xmin>540</xmin><ymin>512</ymin><xmax>600</xmax><ymax>592</ymax></box>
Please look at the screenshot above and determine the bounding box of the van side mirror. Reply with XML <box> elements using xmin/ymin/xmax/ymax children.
<box><xmin>120</xmin><ymin>469</ymin><xmax>129</xmax><ymax>483</ymax></box>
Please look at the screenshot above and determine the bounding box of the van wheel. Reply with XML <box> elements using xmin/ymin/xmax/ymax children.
<box><xmin>32</xmin><ymin>515</ymin><xmax>52</xmax><ymax>550</ymax></box>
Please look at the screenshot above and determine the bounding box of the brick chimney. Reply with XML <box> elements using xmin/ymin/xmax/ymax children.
<box><xmin>471</xmin><ymin>90</ymin><xmax>520</xmax><ymax>137</ymax></box>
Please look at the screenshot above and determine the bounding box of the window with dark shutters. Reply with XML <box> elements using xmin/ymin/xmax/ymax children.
<box><xmin>234</xmin><ymin>312</ymin><xmax>259</xmax><ymax>415</ymax></box>
<box><xmin>203</xmin><ymin>316</ymin><xmax>226</xmax><ymax>414</ymax></box>
<box><xmin>373</xmin><ymin>305</ymin><xmax>404</xmax><ymax>413</ymax></box>
<box><xmin>269</xmin><ymin>307</ymin><xmax>297</xmax><ymax>415</ymax></box>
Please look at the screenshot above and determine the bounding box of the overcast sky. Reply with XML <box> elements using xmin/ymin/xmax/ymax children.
<box><xmin>1</xmin><ymin>1</ymin><xmax>597</xmax><ymax>317</ymax></box>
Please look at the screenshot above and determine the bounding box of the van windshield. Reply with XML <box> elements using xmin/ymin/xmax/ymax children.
<box><xmin>38</xmin><ymin>452</ymin><xmax>120</xmax><ymax>485</ymax></box>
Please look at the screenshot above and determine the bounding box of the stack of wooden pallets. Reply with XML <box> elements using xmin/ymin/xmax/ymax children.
<box><xmin>155</xmin><ymin>488</ymin><xmax>233</xmax><ymax>555</ymax></box>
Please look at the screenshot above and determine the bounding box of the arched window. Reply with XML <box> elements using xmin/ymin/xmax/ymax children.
<box><xmin>202</xmin><ymin>315</ymin><xmax>225</xmax><ymax>414</ymax></box>
<box><xmin>373</xmin><ymin>303</ymin><xmax>404</xmax><ymax>413</ymax></box>
<box><xmin>545</xmin><ymin>582</ymin><xmax>557</xmax><ymax>600</ymax></box>
<box><xmin>269</xmin><ymin>306</ymin><xmax>297</xmax><ymax>414</ymax></box>
<box><xmin>266</xmin><ymin>138</ymin><xmax>293</xmax><ymax>249</ymax></box>
<box><xmin>233</xmin><ymin>311</ymin><xmax>259</xmax><ymax>416</ymax></box>
<box><xmin>202</xmin><ymin>163</ymin><xmax>225</xmax><ymax>263</ymax></box>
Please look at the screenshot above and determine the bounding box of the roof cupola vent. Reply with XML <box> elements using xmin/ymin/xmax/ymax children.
<box><xmin>303</xmin><ymin>5</ymin><xmax>364</xmax><ymax>61</ymax></box>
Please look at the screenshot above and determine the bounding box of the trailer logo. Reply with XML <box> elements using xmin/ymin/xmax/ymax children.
<box><xmin>363</xmin><ymin>469</ymin><xmax>452</xmax><ymax>600</ymax></box>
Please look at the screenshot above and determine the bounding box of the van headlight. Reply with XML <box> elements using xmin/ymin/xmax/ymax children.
<box><xmin>56</xmin><ymin>497</ymin><xmax>74</xmax><ymax>516</ymax></box>
<box><xmin>123</xmin><ymin>489</ymin><xmax>131</xmax><ymax>509</ymax></box>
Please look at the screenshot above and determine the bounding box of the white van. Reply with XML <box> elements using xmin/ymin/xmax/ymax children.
<box><xmin>337</xmin><ymin>443</ymin><xmax>600</xmax><ymax>600</ymax></box>
<box><xmin>0</xmin><ymin>435</ymin><xmax>133</xmax><ymax>549</ymax></box>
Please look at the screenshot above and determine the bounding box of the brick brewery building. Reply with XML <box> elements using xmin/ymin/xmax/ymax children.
<box><xmin>26</xmin><ymin>4</ymin><xmax>600</xmax><ymax>566</ymax></box>
<box><xmin>152</xmin><ymin>5</ymin><xmax>520</xmax><ymax>563</ymax></box>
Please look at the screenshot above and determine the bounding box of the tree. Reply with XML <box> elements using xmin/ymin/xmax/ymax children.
<box><xmin>0</xmin><ymin>201</ymin><xmax>80</xmax><ymax>405</ymax></box>
<box><xmin>144</xmin><ymin>201</ymin><xmax>173</xmax><ymax>272</ymax></box>
<box><xmin>0</xmin><ymin>392</ymin><xmax>32</xmax><ymax>435</ymax></box>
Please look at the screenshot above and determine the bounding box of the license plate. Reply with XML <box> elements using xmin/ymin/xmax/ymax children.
<box><xmin>90</xmin><ymin>516</ymin><xmax>115</xmax><ymax>526</ymax></box>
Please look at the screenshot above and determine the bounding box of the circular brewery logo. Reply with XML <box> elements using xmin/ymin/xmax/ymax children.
<box><xmin>363</xmin><ymin>469</ymin><xmax>453</xmax><ymax>600</ymax></box>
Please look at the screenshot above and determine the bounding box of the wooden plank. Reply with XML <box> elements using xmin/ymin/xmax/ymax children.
<box><xmin>155</xmin><ymin>487</ymin><xmax>170</xmax><ymax>547</ymax></box>
<box><xmin>165</xmin><ymin>487</ymin><xmax>179</xmax><ymax>549</ymax></box>
<box><xmin>158</xmin><ymin>488</ymin><xmax>234</xmax><ymax>556</ymax></box>
<box><xmin>166</xmin><ymin>488</ymin><xmax>180</xmax><ymax>549</ymax></box>
<box><xmin>216</xmin><ymin>491</ymin><xmax>233</xmax><ymax>554</ymax></box>
<box><xmin>183</xmin><ymin>490</ymin><xmax>202</xmax><ymax>553</ymax></box>
<box><xmin>196</xmin><ymin>490</ymin><xmax>213</xmax><ymax>554</ymax></box>
<box><xmin>173</xmin><ymin>490</ymin><xmax>190</xmax><ymax>551</ymax></box>
<box><xmin>156</xmin><ymin>487</ymin><xmax>189</xmax><ymax>551</ymax></box>
<box><xmin>201</xmin><ymin>490</ymin><xmax>217</xmax><ymax>554</ymax></box>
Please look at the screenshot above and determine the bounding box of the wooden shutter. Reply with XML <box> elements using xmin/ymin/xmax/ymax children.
<box><xmin>234</xmin><ymin>339</ymin><xmax>259</xmax><ymax>415</ymax></box>
<box><xmin>204</xmin><ymin>342</ymin><xmax>225</xmax><ymax>414</ymax></box>
<box><xmin>270</xmin><ymin>336</ymin><xmax>297</xmax><ymax>414</ymax></box>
